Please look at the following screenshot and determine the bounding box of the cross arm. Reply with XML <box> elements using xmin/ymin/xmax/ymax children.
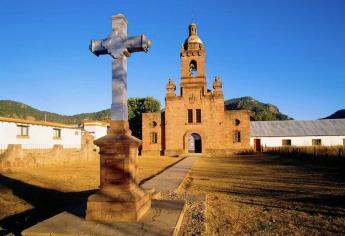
<box><xmin>89</xmin><ymin>34</ymin><xmax>152</xmax><ymax>58</ymax></box>
<box><xmin>125</xmin><ymin>35</ymin><xmax>151</xmax><ymax>53</ymax></box>
<box><xmin>89</xmin><ymin>39</ymin><xmax>108</xmax><ymax>56</ymax></box>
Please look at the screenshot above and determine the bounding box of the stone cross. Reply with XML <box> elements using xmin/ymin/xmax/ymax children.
<box><xmin>90</xmin><ymin>13</ymin><xmax>151</xmax><ymax>120</ymax></box>
<box><xmin>86</xmin><ymin>13</ymin><xmax>152</xmax><ymax>223</ymax></box>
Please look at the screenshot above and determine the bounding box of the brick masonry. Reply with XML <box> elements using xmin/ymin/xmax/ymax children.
<box><xmin>142</xmin><ymin>23</ymin><xmax>250</xmax><ymax>156</ymax></box>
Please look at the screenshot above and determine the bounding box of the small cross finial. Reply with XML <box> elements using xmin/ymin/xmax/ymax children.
<box><xmin>190</xmin><ymin>13</ymin><xmax>197</xmax><ymax>26</ymax></box>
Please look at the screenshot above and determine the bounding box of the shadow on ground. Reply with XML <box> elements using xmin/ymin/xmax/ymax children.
<box><xmin>0</xmin><ymin>174</ymin><xmax>96</xmax><ymax>235</ymax></box>
<box><xmin>182</xmin><ymin>154</ymin><xmax>345</xmax><ymax>235</ymax></box>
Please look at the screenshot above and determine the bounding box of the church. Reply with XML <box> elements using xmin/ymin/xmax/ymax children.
<box><xmin>142</xmin><ymin>23</ymin><xmax>250</xmax><ymax>156</ymax></box>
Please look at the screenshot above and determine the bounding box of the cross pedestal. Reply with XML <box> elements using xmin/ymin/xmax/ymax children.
<box><xmin>86</xmin><ymin>121</ymin><xmax>150</xmax><ymax>222</ymax></box>
<box><xmin>85</xmin><ymin>14</ymin><xmax>152</xmax><ymax>222</ymax></box>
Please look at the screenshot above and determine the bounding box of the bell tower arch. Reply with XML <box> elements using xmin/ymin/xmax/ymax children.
<box><xmin>180</xmin><ymin>23</ymin><xmax>207</xmax><ymax>95</ymax></box>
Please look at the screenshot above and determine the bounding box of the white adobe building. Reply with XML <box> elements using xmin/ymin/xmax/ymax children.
<box><xmin>0</xmin><ymin>117</ymin><xmax>109</xmax><ymax>150</ymax></box>
<box><xmin>250</xmin><ymin>119</ymin><xmax>345</xmax><ymax>151</ymax></box>
<box><xmin>0</xmin><ymin>117</ymin><xmax>81</xmax><ymax>149</ymax></box>
<box><xmin>82</xmin><ymin>120</ymin><xmax>108</xmax><ymax>140</ymax></box>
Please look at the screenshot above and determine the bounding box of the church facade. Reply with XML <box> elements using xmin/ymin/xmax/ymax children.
<box><xmin>142</xmin><ymin>23</ymin><xmax>250</xmax><ymax>156</ymax></box>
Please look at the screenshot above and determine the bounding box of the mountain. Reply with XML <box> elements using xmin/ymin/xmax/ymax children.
<box><xmin>224</xmin><ymin>96</ymin><xmax>292</xmax><ymax>121</ymax></box>
<box><xmin>0</xmin><ymin>98</ymin><xmax>160</xmax><ymax>139</ymax></box>
<box><xmin>0</xmin><ymin>100</ymin><xmax>110</xmax><ymax>124</ymax></box>
<box><xmin>324</xmin><ymin>109</ymin><xmax>345</xmax><ymax>119</ymax></box>
<box><xmin>0</xmin><ymin>96</ymin><xmax>291</xmax><ymax>125</ymax></box>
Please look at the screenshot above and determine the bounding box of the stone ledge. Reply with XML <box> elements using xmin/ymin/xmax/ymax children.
<box><xmin>22</xmin><ymin>200</ymin><xmax>186</xmax><ymax>236</ymax></box>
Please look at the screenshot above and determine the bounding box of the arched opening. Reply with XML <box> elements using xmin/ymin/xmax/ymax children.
<box><xmin>188</xmin><ymin>133</ymin><xmax>202</xmax><ymax>153</ymax></box>
<box><xmin>189</xmin><ymin>60</ymin><xmax>197</xmax><ymax>76</ymax></box>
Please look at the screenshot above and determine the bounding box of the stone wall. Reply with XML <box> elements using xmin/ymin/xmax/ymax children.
<box><xmin>142</xmin><ymin>112</ymin><xmax>162</xmax><ymax>156</ymax></box>
<box><xmin>0</xmin><ymin>133</ymin><xmax>99</xmax><ymax>171</ymax></box>
<box><xmin>142</xmin><ymin>94</ymin><xmax>251</xmax><ymax>157</ymax></box>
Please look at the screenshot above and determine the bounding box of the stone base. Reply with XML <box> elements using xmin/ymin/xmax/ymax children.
<box><xmin>141</xmin><ymin>150</ymin><xmax>161</xmax><ymax>157</ymax></box>
<box><xmin>22</xmin><ymin>200</ymin><xmax>186</xmax><ymax>236</ymax></box>
<box><xmin>164</xmin><ymin>149</ymin><xmax>184</xmax><ymax>157</ymax></box>
<box><xmin>86</xmin><ymin>120</ymin><xmax>151</xmax><ymax>222</ymax></box>
<box><xmin>86</xmin><ymin>183</ymin><xmax>151</xmax><ymax>222</ymax></box>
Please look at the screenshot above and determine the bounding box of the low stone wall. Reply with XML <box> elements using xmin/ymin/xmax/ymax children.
<box><xmin>162</xmin><ymin>148</ymin><xmax>255</xmax><ymax>157</ymax></box>
<box><xmin>141</xmin><ymin>150</ymin><xmax>161</xmax><ymax>157</ymax></box>
<box><xmin>264</xmin><ymin>146</ymin><xmax>345</xmax><ymax>159</ymax></box>
<box><xmin>0</xmin><ymin>134</ymin><xmax>99</xmax><ymax>171</ymax></box>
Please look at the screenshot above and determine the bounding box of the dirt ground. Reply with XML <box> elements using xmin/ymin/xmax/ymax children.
<box><xmin>178</xmin><ymin>154</ymin><xmax>345</xmax><ymax>235</ymax></box>
<box><xmin>0</xmin><ymin>155</ymin><xmax>181</xmax><ymax>234</ymax></box>
<box><xmin>1</xmin><ymin>154</ymin><xmax>344</xmax><ymax>235</ymax></box>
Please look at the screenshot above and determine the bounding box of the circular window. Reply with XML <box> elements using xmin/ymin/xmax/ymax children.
<box><xmin>150</xmin><ymin>121</ymin><xmax>157</xmax><ymax>128</ymax></box>
<box><xmin>233</xmin><ymin>119</ymin><xmax>240</xmax><ymax>126</ymax></box>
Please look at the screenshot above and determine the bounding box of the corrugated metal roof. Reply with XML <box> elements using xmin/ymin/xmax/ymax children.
<box><xmin>251</xmin><ymin>119</ymin><xmax>345</xmax><ymax>137</ymax></box>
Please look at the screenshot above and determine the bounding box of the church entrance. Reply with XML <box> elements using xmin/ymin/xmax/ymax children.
<box><xmin>188</xmin><ymin>133</ymin><xmax>202</xmax><ymax>153</ymax></box>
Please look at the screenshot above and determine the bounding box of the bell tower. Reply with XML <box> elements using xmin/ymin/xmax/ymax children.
<box><xmin>180</xmin><ymin>23</ymin><xmax>207</xmax><ymax>95</ymax></box>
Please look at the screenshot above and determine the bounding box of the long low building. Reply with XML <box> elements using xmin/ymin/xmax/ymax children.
<box><xmin>250</xmin><ymin>119</ymin><xmax>345</xmax><ymax>151</ymax></box>
<box><xmin>0</xmin><ymin>117</ymin><xmax>108</xmax><ymax>150</ymax></box>
<box><xmin>2</xmin><ymin>115</ymin><xmax>344</xmax><ymax>153</ymax></box>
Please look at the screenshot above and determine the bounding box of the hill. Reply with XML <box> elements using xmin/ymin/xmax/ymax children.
<box><xmin>0</xmin><ymin>96</ymin><xmax>291</xmax><ymax>125</ymax></box>
<box><xmin>224</xmin><ymin>96</ymin><xmax>292</xmax><ymax>121</ymax></box>
<box><xmin>324</xmin><ymin>109</ymin><xmax>345</xmax><ymax>119</ymax></box>
<box><xmin>0</xmin><ymin>98</ymin><xmax>160</xmax><ymax>139</ymax></box>
<box><xmin>0</xmin><ymin>100</ymin><xmax>110</xmax><ymax>124</ymax></box>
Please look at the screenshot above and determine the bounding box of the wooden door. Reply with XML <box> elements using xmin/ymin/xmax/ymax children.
<box><xmin>254</xmin><ymin>139</ymin><xmax>261</xmax><ymax>152</ymax></box>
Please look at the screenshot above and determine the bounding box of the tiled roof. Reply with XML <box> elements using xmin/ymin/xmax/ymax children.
<box><xmin>0</xmin><ymin>117</ymin><xmax>79</xmax><ymax>129</ymax></box>
<box><xmin>251</xmin><ymin>119</ymin><xmax>345</xmax><ymax>137</ymax></box>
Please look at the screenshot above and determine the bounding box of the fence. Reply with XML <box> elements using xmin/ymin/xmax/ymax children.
<box><xmin>264</xmin><ymin>146</ymin><xmax>345</xmax><ymax>159</ymax></box>
<box><xmin>0</xmin><ymin>144</ymin><xmax>7</xmax><ymax>155</ymax></box>
<box><xmin>0</xmin><ymin>144</ymin><xmax>81</xmax><ymax>156</ymax></box>
<box><xmin>22</xmin><ymin>144</ymin><xmax>54</xmax><ymax>154</ymax></box>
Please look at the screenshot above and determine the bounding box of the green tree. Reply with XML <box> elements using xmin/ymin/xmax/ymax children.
<box><xmin>128</xmin><ymin>97</ymin><xmax>161</xmax><ymax>139</ymax></box>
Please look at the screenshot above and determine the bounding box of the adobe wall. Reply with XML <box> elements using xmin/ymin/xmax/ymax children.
<box><xmin>0</xmin><ymin>133</ymin><xmax>99</xmax><ymax>171</ymax></box>
<box><xmin>141</xmin><ymin>112</ymin><xmax>162</xmax><ymax>156</ymax></box>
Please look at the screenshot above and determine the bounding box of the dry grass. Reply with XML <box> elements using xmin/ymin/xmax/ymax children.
<box><xmin>0</xmin><ymin>155</ymin><xmax>181</xmax><ymax>224</ymax></box>
<box><xmin>2</xmin><ymin>153</ymin><xmax>345</xmax><ymax>235</ymax></box>
<box><xmin>178</xmin><ymin>154</ymin><xmax>345</xmax><ymax>235</ymax></box>
<box><xmin>265</xmin><ymin>146</ymin><xmax>345</xmax><ymax>158</ymax></box>
<box><xmin>0</xmin><ymin>185</ymin><xmax>33</xmax><ymax>220</ymax></box>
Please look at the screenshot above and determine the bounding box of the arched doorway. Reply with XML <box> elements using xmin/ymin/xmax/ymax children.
<box><xmin>188</xmin><ymin>133</ymin><xmax>202</xmax><ymax>153</ymax></box>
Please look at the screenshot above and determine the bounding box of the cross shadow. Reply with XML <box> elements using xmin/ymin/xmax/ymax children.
<box><xmin>0</xmin><ymin>174</ymin><xmax>96</xmax><ymax>235</ymax></box>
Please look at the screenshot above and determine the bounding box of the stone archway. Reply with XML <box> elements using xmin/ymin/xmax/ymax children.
<box><xmin>188</xmin><ymin>133</ymin><xmax>202</xmax><ymax>153</ymax></box>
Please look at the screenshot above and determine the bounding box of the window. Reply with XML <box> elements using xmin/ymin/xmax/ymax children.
<box><xmin>233</xmin><ymin>119</ymin><xmax>240</xmax><ymax>126</ymax></box>
<box><xmin>312</xmin><ymin>139</ymin><xmax>322</xmax><ymax>146</ymax></box>
<box><xmin>196</xmin><ymin>109</ymin><xmax>201</xmax><ymax>123</ymax></box>
<box><xmin>189</xmin><ymin>60</ymin><xmax>197</xmax><ymax>76</ymax></box>
<box><xmin>150</xmin><ymin>132</ymin><xmax>158</xmax><ymax>144</ymax></box>
<box><xmin>150</xmin><ymin>121</ymin><xmax>157</xmax><ymax>128</ymax></box>
<box><xmin>233</xmin><ymin>131</ymin><xmax>241</xmax><ymax>143</ymax></box>
<box><xmin>188</xmin><ymin>109</ymin><xmax>193</xmax><ymax>123</ymax></box>
<box><xmin>17</xmin><ymin>125</ymin><xmax>29</xmax><ymax>137</ymax></box>
<box><xmin>282</xmin><ymin>139</ymin><xmax>291</xmax><ymax>146</ymax></box>
<box><xmin>343</xmin><ymin>139</ymin><xmax>345</xmax><ymax>146</ymax></box>
<box><xmin>53</xmin><ymin>128</ymin><xmax>61</xmax><ymax>139</ymax></box>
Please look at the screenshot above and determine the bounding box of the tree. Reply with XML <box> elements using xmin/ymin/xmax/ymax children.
<box><xmin>128</xmin><ymin>97</ymin><xmax>161</xmax><ymax>139</ymax></box>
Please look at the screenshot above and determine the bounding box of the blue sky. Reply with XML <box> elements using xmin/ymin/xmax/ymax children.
<box><xmin>0</xmin><ymin>0</ymin><xmax>344</xmax><ymax>120</ymax></box>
